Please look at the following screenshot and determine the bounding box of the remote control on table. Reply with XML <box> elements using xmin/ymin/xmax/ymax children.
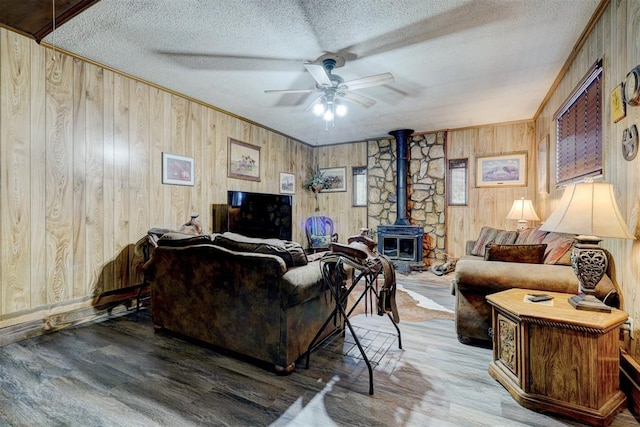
<box><xmin>527</xmin><ymin>294</ymin><xmax>553</xmax><ymax>302</ymax></box>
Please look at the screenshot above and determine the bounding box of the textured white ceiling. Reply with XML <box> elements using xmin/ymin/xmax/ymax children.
<box><xmin>44</xmin><ymin>0</ymin><xmax>600</xmax><ymax>146</ymax></box>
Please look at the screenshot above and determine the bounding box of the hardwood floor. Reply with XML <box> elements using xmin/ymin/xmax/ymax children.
<box><xmin>0</xmin><ymin>272</ymin><xmax>638</xmax><ymax>426</ymax></box>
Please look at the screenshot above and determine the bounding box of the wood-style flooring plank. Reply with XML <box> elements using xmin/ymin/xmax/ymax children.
<box><xmin>0</xmin><ymin>272</ymin><xmax>638</xmax><ymax>426</ymax></box>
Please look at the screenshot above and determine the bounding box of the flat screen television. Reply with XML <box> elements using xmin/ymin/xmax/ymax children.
<box><xmin>227</xmin><ymin>191</ymin><xmax>293</xmax><ymax>240</ymax></box>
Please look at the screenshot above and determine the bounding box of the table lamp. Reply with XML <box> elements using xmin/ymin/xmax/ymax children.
<box><xmin>539</xmin><ymin>179</ymin><xmax>635</xmax><ymax>312</ymax></box>
<box><xmin>506</xmin><ymin>197</ymin><xmax>540</xmax><ymax>231</ymax></box>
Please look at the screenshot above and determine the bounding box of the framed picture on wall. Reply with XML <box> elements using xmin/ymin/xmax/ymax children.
<box><xmin>228</xmin><ymin>138</ymin><xmax>261</xmax><ymax>181</ymax></box>
<box><xmin>279</xmin><ymin>172</ymin><xmax>295</xmax><ymax>194</ymax></box>
<box><xmin>475</xmin><ymin>152</ymin><xmax>527</xmax><ymax>187</ymax></box>
<box><xmin>162</xmin><ymin>152</ymin><xmax>195</xmax><ymax>186</ymax></box>
<box><xmin>611</xmin><ymin>83</ymin><xmax>626</xmax><ymax>123</ymax></box>
<box><xmin>320</xmin><ymin>167</ymin><xmax>347</xmax><ymax>192</ymax></box>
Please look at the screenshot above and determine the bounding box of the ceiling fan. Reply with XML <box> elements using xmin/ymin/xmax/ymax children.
<box><xmin>264</xmin><ymin>54</ymin><xmax>394</xmax><ymax>120</ymax></box>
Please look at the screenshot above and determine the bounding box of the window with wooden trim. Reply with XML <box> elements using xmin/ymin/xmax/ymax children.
<box><xmin>554</xmin><ymin>59</ymin><xmax>603</xmax><ymax>186</ymax></box>
<box><xmin>352</xmin><ymin>166</ymin><xmax>367</xmax><ymax>206</ymax></box>
<box><xmin>448</xmin><ymin>158</ymin><xmax>468</xmax><ymax>206</ymax></box>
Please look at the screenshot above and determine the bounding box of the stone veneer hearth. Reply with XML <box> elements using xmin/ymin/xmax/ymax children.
<box><xmin>367</xmin><ymin>131</ymin><xmax>447</xmax><ymax>266</ymax></box>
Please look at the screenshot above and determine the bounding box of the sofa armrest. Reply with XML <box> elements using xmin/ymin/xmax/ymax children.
<box><xmin>453</xmin><ymin>258</ymin><xmax>619</xmax><ymax>307</ymax></box>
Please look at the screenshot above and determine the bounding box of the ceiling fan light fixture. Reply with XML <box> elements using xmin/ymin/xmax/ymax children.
<box><xmin>323</xmin><ymin>108</ymin><xmax>334</xmax><ymax>122</ymax></box>
<box><xmin>335</xmin><ymin>101</ymin><xmax>348</xmax><ymax>117</ymax></box>
<box><xmin>312</xmin><ymin>101</ymin><xmax>326</xmax><ymax>117</ymax></box>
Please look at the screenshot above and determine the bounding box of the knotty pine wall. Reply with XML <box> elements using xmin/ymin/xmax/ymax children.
<box><xmin>534</xmin><ymin>0</ymin><xmax>640</xmax><ymax>359</ymax></box>
<box><xmin>0</xmin><ymin>28</ymin><xmax>323</xmax><ymax>326</ymax></box>
<box><xmin>446</xmin><ymin>121</ymin><xmax>538</xmax><ymax>258</ymax></box>
<box><xmin>315</xmin><ymin>142</ymin><xmax>368</xmax><ymax>238</ymax></box>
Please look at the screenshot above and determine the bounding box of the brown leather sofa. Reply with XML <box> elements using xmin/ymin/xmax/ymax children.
<box><xmin>451</xmin><ymin>226</ymin><xmax>620</xmax><ymax>346</ymax></box>
<box><xmin>144</xmin><ymin>231</ymin><xmax>337</xmax><ymax>373</ymax></box>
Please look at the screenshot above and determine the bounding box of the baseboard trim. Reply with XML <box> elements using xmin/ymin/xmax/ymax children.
<box><xmin>0</xmin><ymin>285</ymin><xmax>149</xmax><ymax>347</ymax></box>
<box><xmin>620</xmin><ymin>349</ymin><xmax>640</xmax><ymax>416</ymax></box>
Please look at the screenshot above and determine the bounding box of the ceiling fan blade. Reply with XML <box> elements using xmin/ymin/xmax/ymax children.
<box><xmin>264</xmin><ymin>89</ymin><xmax>316</xmax><ymax>94</ymax></box>
<box><xmin>304</xmin><ymin>63</ymin><xmax>332</xmax><ymax>86</ymax></box>
<box><xmin>343</xmin><ymin>73</ymin><xmax>394</xmax><ymax>91</ymax></box>
<box><xmin>341</xmin><ymin>92</ymin><xmax>376</xmax><ymax>108</ymax></box>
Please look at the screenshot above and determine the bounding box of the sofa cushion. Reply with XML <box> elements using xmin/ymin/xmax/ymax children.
<box><xmin>470</xmin><ymin>226</ymin><xmax>518</xmax><ymax>256</ymax></box>
<box><xmin>515</xmin><ymin>226</ymin><xmax>548</xmax><ymax>244</ymax></box>
<box><xmin>214</xmin><ymin>232</ymin><xmax>308</xmax><ymax>268</ymax></box>
<box><xmin>157</xmin><ymin>231</ymin><xmax>213</xmax><ymax>247</ymax></box>
<box><xmin>484</xmin><ymin>244</ymin><xmax>547</xmax><ymax>264</ymax></box>
<box><xmin>541</xmin><ymin>232</ymin><xmax>575</xmax><ymax>265</ymax></box>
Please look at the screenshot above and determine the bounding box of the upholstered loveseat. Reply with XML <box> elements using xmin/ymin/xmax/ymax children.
<box><xmin>144</xmin><ymin>231</ymin><xmax>337</xmax><ymax>373</ymax></box>
<box><xmin>451</xmin><ymin>226</ymin><xmax>620</xmax><ymax>346</ymax></box>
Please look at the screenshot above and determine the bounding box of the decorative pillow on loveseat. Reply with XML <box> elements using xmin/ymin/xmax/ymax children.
<box><xmin>484</xmin><ymin>244</ymin><xmax>547</xmax><ymax>264</ymax></box>
<box><xmin>541</xmin><ymin>232</ymin><xmax>575</xmax><ymax>265</ymax></box>
<box><xmin>470</xmin><ymin>226</ymin><xmax>519</xmax><ymax>256</ymax></box>
<box><xmin>514</xmin><ymin>225</ymin><xmax>548</xmax><ymax>244</ymax></box>
<box><xmin>213</xmin><ymin>232</ymin><xmax>308</xmax><ymax>268</ymax></box>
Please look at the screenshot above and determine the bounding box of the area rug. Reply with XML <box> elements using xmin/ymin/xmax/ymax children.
<box><xmin>346</xmin><ymin>274</ymin><xmax>455</xmax><ymax>322</ymax></box>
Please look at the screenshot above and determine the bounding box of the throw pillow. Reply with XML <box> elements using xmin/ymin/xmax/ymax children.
<box><xmin>311</xmin><ymin>234</ymin><xmax>332</xmax><ymax>248</ymax></box>
<box><xmin>541</xmin><ymin>232</ymin><xmax>575</xmax><ymax>264</ymax></box>
<box><xmin>514</xmin><ymin>226</ymin><xmax>548</xmax><ymax>245</ymax></box>
<box><xmin>470</xmin><ymin>226</ymin><xmax>518</xmax><ymax>257</ymax></box>
<box><xmin>484</xmin><ymin>244</ymin><xmax>547</xmax><ymax>264</ymax></box>
<box><xmin>282</xmin><ymin>241</ymin><xmax>308</xmax><ymax>266</ymax></box>
<box><xmin>158</xmin><ymin>232</ymin><xmax>212</xmax><ymax>247</ymax></box>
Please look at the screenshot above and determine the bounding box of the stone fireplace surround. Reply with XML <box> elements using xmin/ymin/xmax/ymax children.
<box><xmin>367</xmin><ymin>131</ymin><xmax>447</xmax><ymax>267</ymax></box>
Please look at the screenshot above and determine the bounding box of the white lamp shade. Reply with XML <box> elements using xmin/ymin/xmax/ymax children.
<box><xmin>539</xmin><ymin>181</ymin><xmax>635</xmax><ymax>239</ymax></box>
<box><xmin>505</xmin><ymin>198</ymin><xmax>540</xmax><ymax>221</ymax></box>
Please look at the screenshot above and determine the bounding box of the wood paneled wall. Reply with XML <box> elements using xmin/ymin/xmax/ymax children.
<box><xmin>534</xmin><ymin>0</ymin><xmax>640</xmax><ymax>359</ymax></box>
<box><xmin>0</xmin><ymin>28</ymin><xmax>320</xmax><ymax>322</ymax></box>
<box><xmin>315</xmin><ymin>142</ymin><xmax>368</xmax><ymax>237</ymax></box>
<box><xmin>446</xmin><ymin>121</ymin><xmax>537</xmax><ymax>258</ymax></box>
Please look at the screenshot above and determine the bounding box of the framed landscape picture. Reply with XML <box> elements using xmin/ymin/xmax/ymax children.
<box><xmin>228</xmin><ymin>138</ymin><xmax>261</xmax><ymax>181</ymax></box>
<box><xmin>476</xmin><ymin>153</ymin><xmax>527</xmax><ymax>187</ymax></box>
<box><xmin>162</xmin><ymin>152</ymin><xmax>195</xmax><ymax>186</ymax></box>
<box><xmin>279</xmin><ymin>172</ymin><xmax>295</xmax><ymax>194</ymax></box>
<box><xmin>320</xmin><ymin>167</ymin><xmax>347</xmax><ymax>192</ymax></box>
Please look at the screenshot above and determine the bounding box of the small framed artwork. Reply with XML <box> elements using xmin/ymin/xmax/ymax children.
<box><xmin>476</xmin><ymin>152</ymin><xmax>527</xmax><ymax>187</ymax></box>
<box><xmin>538</xmin><ymin>135</ymin><xmax>549</xmax><ymax>193</ymax></box>
<box><xmin>228</xmin><ymin>138</ymin><xmax>261</xmax><ymax>181</ymax></box>
<box><xmin>611</xmin><ymin>83</ymin><xmax>626</xmax><ymax>123</ymax></box>
<box><xmin>162</xmin><ymin>152</ymin><xmax>195</xmax><ymax>186</ymax></box>
<box><xmin>352</xmin><ymin>166</ymin><xmax>367</xmax><ymax>206</ymax></box>
<box><xmin>279</xmin><ymin>172</ymin><xmax>295</xmax><ymax>194</ymax></box>
<box><xmin>448</xmin><ymin>158</ymin><xmax>468</xmax><ymax>205</ymax></box>
<box><xmin>320</xmin><ymin>167</ymin><xmax>347</xmax><ymax>192</ymax></box>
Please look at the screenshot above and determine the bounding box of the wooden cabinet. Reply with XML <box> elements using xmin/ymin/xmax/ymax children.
<box><xmin>487</xmin><ymin>289</ymin><xmax>628</xmax><ymax>427</ymax></box>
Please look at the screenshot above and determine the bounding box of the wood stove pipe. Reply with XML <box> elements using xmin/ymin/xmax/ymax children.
<box><xmin>388</xmin><ymin>129</ymin><xmax>414</xmax><ymax>226</ymax></box>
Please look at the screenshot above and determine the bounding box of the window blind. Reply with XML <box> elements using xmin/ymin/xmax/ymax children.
<box><xmin>554</xmin><ymin>59</ymin><xmax>602</xmax><ymax>186</ymax></box>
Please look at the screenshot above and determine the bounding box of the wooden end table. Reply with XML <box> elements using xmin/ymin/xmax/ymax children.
<box><xmin>487</xmin><ymin>288</ymin><xmax>627</xmax><ymax>427</ymax></box>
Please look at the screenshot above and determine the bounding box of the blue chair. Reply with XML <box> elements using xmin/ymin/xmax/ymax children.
<box><xmin>305</xmin><ymin>216</ymin><xmax>338</xmax><ymax>253</ymax></box>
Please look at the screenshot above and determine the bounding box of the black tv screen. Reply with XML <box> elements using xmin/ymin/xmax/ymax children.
<box><xmin>227</xmin><ymin>191</ymin><xmax>293</xmax><ymax>240</ymax></box>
